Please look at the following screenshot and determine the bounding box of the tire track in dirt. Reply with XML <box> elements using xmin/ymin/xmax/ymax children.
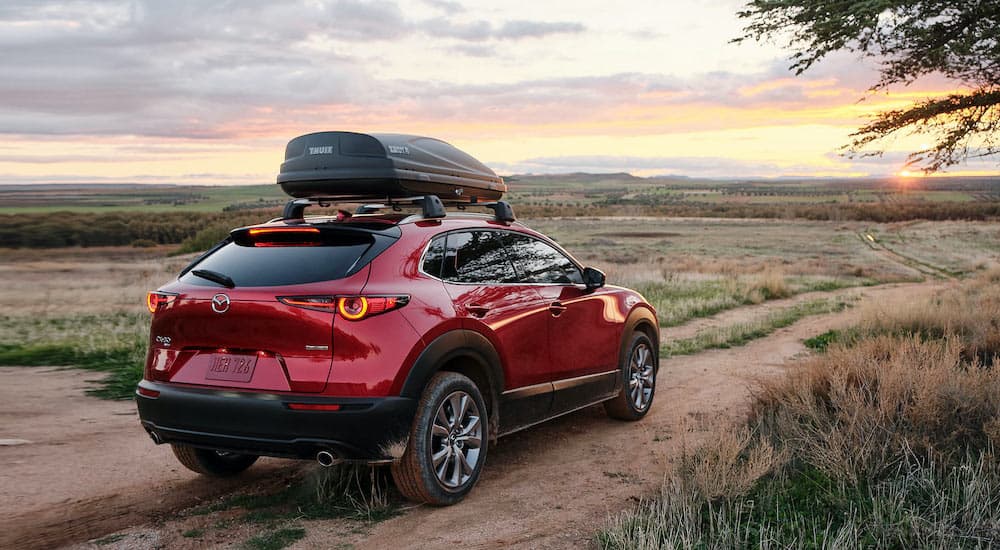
<box><xmin>857</xmin><ymin>231</ymin><xmax>956</xmax><ymax>280</ymax></box>
<box><xmin>343</xmin><ymin>282</ymin><xmax>947</xmax><ymax>550</ymax></box>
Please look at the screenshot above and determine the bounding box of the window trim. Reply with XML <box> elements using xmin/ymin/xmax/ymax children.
<box><xmin>418</xmin><ymin>228</ymin><xmax>586</xmax><ymax>287</ymax></box>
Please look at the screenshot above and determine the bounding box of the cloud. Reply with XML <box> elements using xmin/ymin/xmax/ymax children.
<box><xmin>495</xmin><ymin>20</ymin><xmax>585</xmax><ymax>39</ymax></box>
<box><xmin>0</xmin><ymin>0</ymin><xmax>593</xmax><ymax>139</ymax></box>
<box><xmin>419</xmin><ymin>17</ymin><xmax>584</xmax><ymax>42</ymax></box>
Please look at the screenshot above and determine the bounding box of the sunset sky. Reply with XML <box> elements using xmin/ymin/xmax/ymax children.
<box><xmin>1</xmin><ymin>0</ymin><xmax>996</xmax><ymax>185</ymax></box>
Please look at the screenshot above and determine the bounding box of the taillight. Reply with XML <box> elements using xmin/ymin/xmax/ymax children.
<box><xmin>278</xmin><ymin>295</ymin><xmax>409</xmax><ymax>321</ymax></box>
<box><xmin>136</xmin><ymin>386</ymin><xmax>160</xmax><ymax>398</ymax></box>
<box><xmin>146</xmin><ymin>291</ymin><xmax>178</xmax><ymax>313</ymax></box>
<box><xmin>286</xmin><ymin>403</ymin><xmax>341</xmax><ymax>411</ymax></box>
<box><xmin>246</xmin><ymin>227</ymin><xmax>322</xmax><ymax>247</ymax></box>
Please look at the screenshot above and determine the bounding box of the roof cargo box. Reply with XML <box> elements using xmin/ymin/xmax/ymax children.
<box><xmin>277</xmin><ymin>131</ymin><xmax>506</xmax><ymax>203</ymax></box>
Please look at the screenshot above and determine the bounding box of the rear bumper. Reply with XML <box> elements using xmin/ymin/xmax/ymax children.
<box><xmin>135</xmin><ymin>380</ymin><xmax>416</xmax><ymax>461</ymax></box>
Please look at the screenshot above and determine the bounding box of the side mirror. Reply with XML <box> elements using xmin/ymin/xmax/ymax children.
<box><xmin>582</xmin><ymin>267</ymin><xmax>606</xmax><ymax>290</ymax></box>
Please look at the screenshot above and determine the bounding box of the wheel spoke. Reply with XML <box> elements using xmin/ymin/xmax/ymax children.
<box><xmin>457</xmin><ymin>394</ymin><xmax>470</xmax><ymax>425</ymax></box>
<box><xmin>456</xmin><ymin>449</ymin><xmax>473</xmax><ymax>477</ymax></box>
<box><xmin>436</xmin><ymin>405</ymin><xmax>451</xmax><ymax>431</ymax></box>
<box><xmin>459</xmin><ymin>434</ymin><xmax>482</xmax><ymax>449</ymax></box>
<box><xmin>435</xmin><ymin>448</ymin><xmax>451</xmax><ymax>479</ymax></box>
<box><xmin>432</xmin><ymin>422</ymin><xmax>449</xmax><ymax>438</ymax></box>
<box><xmin>432</xmin><ymin>446</ymin><xmax>450</xmax><ymax>467</ymax></box>
<box><xmin>450</xmin><ymin>453</ymin><xmax>462</xmax><ymax>486</ymax></box>
<box><xmin>448</xmin><ymin>394</ymin><xmax>464</xmax><ymax>428</ymax></box>
<box><xmin>460</xmin><ymin>415</ymin><xmax>480</xmax><ymax>436</ymax></box>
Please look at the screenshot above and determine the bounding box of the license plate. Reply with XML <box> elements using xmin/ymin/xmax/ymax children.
<box><xmin>205</xmin><ymin>353</ymin><xmax>258</xmax><ymax>383</ymax></box>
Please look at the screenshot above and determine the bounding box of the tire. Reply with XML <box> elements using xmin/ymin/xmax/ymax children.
<box><xmin>391</xmin><ymin>372</ymin><xmax>489</xmax><ymax>505</ymax></box>
<box><xmin>171</xmin><ymin>444</ymin><xmax>259</xmax><ymax>477</ymax></box>
<box><xmin>604</xmin><ymin>331</ymin><xmax>657</xmax><ymax>421</ymax></box>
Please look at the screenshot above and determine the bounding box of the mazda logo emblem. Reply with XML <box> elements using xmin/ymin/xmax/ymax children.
<box><xmin>211</xmin><ymin>293</ymin><xmax>231</xmax><ymax>314</ymax></box>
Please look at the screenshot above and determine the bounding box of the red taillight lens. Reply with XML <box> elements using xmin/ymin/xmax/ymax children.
<box><xmin>136</xmin><ymin>386</ymin><xmax>160</xmax><ymax>398</ymax></box>
<box><xmin>286</xmin><ymin>403</ymin><xmax>341</xmax><ymax>411</ymax></box>
<box><xmin>146</xmin><ymin>291</ymin><xmax>177</xmax><ymax>314</ymax></box>
<box><xmin>278</xmin><ymin>295</ymin><xmax>409</xmax><ymax>320</ymax></box>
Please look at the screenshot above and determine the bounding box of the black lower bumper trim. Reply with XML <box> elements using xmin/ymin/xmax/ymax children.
<box><xmin>136</xmin><ymin>380</ymin><xmax>416</xmax><ymax>460</ymax></box>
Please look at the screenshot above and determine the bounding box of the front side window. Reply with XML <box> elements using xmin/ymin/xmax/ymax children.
<box><xmin>502</xmin><ymin>233</ymin><xmax>583</xmax><ymax>284</ymax></box>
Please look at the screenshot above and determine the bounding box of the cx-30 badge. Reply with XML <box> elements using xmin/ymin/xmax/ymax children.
<box><xmin>211</xmin><ymin>293</ymin><xmax>231</xmax><ymax>314</ymax></box>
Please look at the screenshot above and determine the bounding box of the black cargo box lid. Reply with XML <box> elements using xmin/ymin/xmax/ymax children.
<box><xmin>277</xmin><ymin>131</ymin><xmax>506</xmax><ymax>203</ymax></box>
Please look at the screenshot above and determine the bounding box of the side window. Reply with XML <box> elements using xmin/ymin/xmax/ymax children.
<box><xmin>422</xmin><ymin>235</ymin><xmax>446</xmax><ymax>278</ymax></box>
<box><xmin>503</xmin><ymin>233</ymin><xmax>584</xmax><ymax>285</ymax></box>
<box><xmin>442</xmin><ymin>231</ymin><xmax>517</xmax><ymax>284</ymax></box>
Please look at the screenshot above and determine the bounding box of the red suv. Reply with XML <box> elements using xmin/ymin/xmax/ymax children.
<box><xmin>137</xmin><ymin>200</ymin><xmax>658</xmax><ymax>504</ymax></box>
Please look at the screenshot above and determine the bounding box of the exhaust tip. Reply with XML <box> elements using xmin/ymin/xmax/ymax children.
<box><xmin>148</xmin><ymin>430</ymin><xmax>163</xmax><ymax>445</ymax></box>
<box><xmin>316</xmin><ymin>450</ymin><xmax>337</xmax><ymax>467</ymax></box>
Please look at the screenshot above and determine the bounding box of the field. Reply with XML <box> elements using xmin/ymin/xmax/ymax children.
<box><xmin>1</xmin><ymin>177</ymin><xmax>999</xmax><ymax>548</ymax></box>
<box><xmin>3</xmin><ymin>175</ymin><xmax>1000</xmax><ymax>216</ymax></box>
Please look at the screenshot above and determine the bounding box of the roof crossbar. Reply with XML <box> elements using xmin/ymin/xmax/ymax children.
<box><xmin>280</xmin><ymin>196</ymin><xmax>513</xmax><ymax>222</ymax></box>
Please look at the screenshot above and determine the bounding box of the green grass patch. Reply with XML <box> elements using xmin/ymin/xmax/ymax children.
<box><xmin>242</xmin><ymin>527</ymin><xmax>306</xmax><ymax>550</ymax></box>
<box><xmin>0</xmin><ymin>313</ymin><xmax>148</xmax><ymax>399</ymax></box>
<box><xmin>639</xmin><ymin>275</ymin><xmax>870</xmax><ymax>328</ymax></box>
<box><xmin>662</xmin><ymin>298</ymin><xmax>851</xmax><ymax>357</ymax></box>
<box><xmin>181</xmin><ymin>528</ymin><xmax>205</xmax><ymax>538</ymax></box>
<box><xmin>803</xmin><ymin>329</ymin><xmax>841</xmax><ymax>351</ymax></box>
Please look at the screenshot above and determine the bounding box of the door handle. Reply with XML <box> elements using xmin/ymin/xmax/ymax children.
<box><xmin>467</xmin><ymin>303</ymin><xmax>491</xmax><ymax>317</ymax></box>
<box><xmin>548</xmin><ymin>301</ymin><xmax>567</xmax><ymax>316</ymax></box>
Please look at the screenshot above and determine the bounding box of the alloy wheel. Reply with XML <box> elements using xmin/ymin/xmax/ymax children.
<box><xmin>430</xmin><ymin>391</ymin><xmax>483</xmax><ymax>489</ymax></box>
<box><xmin>628</xmin><ymin>343</ymin><xmax>655</xmax><ymax>411</ymax></box>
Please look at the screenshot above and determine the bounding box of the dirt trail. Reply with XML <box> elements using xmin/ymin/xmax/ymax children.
<box><xmin>334</xmin><ymin>281</ymin><xmax>948</xmax><ymax>549</ymax></box>
<box><xmin>3</xmin><ymin>281</ymin><xmax>946</xmax><ymax>549</ymax></box>
<box><xmin>0</xmin><ymin>367</ymin><xmax>291</xmax><ymax>550</ymax></box>
<box><xmin>857</xmin><ymin>231</ymin><xmax>956</xmax><ymax>280</ymax></box>
<box><xmin>662</xmin><ymin>284</ymin><xmax>869</xmax><ymax>342</ymax></box>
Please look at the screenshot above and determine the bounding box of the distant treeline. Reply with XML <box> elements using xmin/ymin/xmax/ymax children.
<box><xmin>2</xmin><ymin>200</ymin><xmax>999</xmax><ymax>250</ymax></box>
<box><xmin>518</xmin><ymin>201</ymin><xmax>1000</xmax><ymax>223</ymax></box>
<box><xmin>0</xmin><ymin>209</ymin><xmax>279</xmax><ymax>249</ymax></box>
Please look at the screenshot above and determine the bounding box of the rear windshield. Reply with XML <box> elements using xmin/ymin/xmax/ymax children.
<box><xmin>180</xmin><ymin>235</ymin><xmax>373</xmax><ymax>287</ymax></box>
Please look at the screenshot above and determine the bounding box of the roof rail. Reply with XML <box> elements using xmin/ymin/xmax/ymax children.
<box><xmin>280</xmin><ymin>196</ymin><xmax>515</xmax><ymax>222</ymax></box>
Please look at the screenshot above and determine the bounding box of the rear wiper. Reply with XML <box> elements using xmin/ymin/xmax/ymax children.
<box><xmin>192</xmin><ymin>269</ymin><xmax>236</xmax><ymax>288</ymax></box>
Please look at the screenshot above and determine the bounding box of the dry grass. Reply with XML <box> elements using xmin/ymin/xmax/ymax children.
<box><xmin>601</xmin><ymin>271</ymin><xmax>1000</xmax><ymax>548</ymax></box>
<box><xmin>858</xmin><ymin>268</ymin><xmax>1000</xmax><ymax>364</ymax></box>
<box><xmin>0</xmin><ymin>246</ymin><xmax>194</xmax><ymax>316</ymax></box>
<box><xmin>682</xmin><ymin>426</ymin><xmax>784</xmax><ymax>500</ymax></box>
<box><xmin>0</xmin><ymin>247</ymin><xmax>196</xmax><ymax>398</ymax></box>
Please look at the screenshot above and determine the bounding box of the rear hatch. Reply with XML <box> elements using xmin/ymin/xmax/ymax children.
<box><xmin>146</xmin><ymin>224</ymin><xmax>398</xmax><ymax>393</ymax></box>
